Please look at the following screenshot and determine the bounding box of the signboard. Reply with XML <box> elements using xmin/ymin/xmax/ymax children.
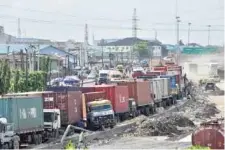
<box><xmin>167</xmin><ymin>65</ymin><xmax>182</xmax><ymax>75</ymax></box>
<box><xmin>150</xmin><ymin>58</ymin><xmax>160</xmax><ymax>67</ymax></box>
<box><xmin>151</xmin><ymin>66</ymin><xmax>167</xmax><ymax>72</ymax></box>
<box><xmin>182</xmin><ymin>47</ymin><xmax>217</xmax><ymax>54</ymax></box>
<box><xmin>152</xmin><ymin>46</ymin><xmax>162</xmax><ymax>57</ymax></box>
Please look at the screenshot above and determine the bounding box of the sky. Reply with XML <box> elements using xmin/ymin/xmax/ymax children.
<box><xmin>0</xmin><ymin>0</ymin><xmax>224</xmax><ymax>45</ymax></box>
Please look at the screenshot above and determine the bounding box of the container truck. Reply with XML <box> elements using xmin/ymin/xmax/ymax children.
<box><xmin>160</xmin><ymin>75</ymin><xmax>178</xmax><ymax>101</ymax></box>
<box><xmin>0</xmin><ymin>95</ymin><xmax>52</xmax><ymax>146</ymax></box>
<box><xmin>117</xmin><ymin>80</ymin><xmax>155</xmax><ymax>117</ymax></box>
<box><xmin>93</xmin><ymin>85</ymin><xmax>131</xmax><ymax>121</ymax></box>
<box><xmin>82</xmin><ymin>91</ymin><xmax>115</xmax><ymax>130</ymax></box>
<box><xmin>149</xmin><ymin>78</ymin><xmax>163</xmax><ymax>107</ymax></box>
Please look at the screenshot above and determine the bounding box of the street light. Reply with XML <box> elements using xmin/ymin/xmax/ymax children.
<box><xmin>188</xmin><ymin>22</ymin><xmax>191</xmax><ymax>45</ymax></box>
<box><xmin>153</xmin><ymin>29</ymin><xmax>157</xmax><ymax>40</ymax></box>
<box><xmin>207</xmin><ymin>25</ymin><xmax>211</xmax><ymax>46</ymax></box>
<box><xmin>100</xmin><ymin>39</ymin><xmax>105</xmax><ymax>68</ymax></box>
<box><xmin>176</xmin><ymin>16</ymin><xmax>181</xmax><ymax>65</ymax></box>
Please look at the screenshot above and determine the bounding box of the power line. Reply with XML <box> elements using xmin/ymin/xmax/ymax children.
<box><xmin>0</xmin><ymin>14</ymin><xmax>223</xmax><ymax>32</ymax></box>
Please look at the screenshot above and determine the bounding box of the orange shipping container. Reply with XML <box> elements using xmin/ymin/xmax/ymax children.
<box><xmin>118</xmin><ymin>80</ymin><xmax>153</xmax><ymax>106</ymax></box>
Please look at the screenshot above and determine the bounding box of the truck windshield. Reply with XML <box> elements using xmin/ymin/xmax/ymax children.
<box><xmin>90</xmin><ymin>104</ymin><xmax>112</xmax><ymax>112</ymax></box>
<box><xmin>112</xmin><ymin>75</ymin><xmax>121</xmax><ymax>78</ymax></box>
<box><xmin>100</xmin><ymin>73</ymin><xmax>108</xmax><ymax>78</ymax></box>
<box><xmin>44</xmin><ymin>112</ymin><xmax>57</xmax><ymax>122</ymax></box>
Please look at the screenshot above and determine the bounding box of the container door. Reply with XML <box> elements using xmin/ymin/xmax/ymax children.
<box><xmin>114</xmin><ymin>86</ymin><xmax>129</xmax><ymax>113</ymax></box>
<box><xmin>56</xmin><ymin>92</ymin><xmax>69</xmax><ymax>125</ymax></box>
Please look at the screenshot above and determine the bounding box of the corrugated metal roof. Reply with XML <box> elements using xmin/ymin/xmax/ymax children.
<box><xmin>0</xmin><ymin>44</ymin><xmax>50</xmax><ymax>54</ymax></box>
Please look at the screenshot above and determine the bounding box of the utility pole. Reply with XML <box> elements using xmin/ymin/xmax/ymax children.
<box><xmin>207</xmin><ymin>25</ymin><xmax>211</xmax><ymax>46</ymax></box>
<box><xmin>25</xmin><ymin>48</ymin><xmax>28</xmax><ymax>92</ymax></box>
<box><xmin>131</xmin><ymin>8</ymin><xmax>138</xmax><ymax>64</ymax></box>
<box><xmin>37</xmin><ymin>44</ymin><xmax>40</xmax><ymax>71</ymax></box>
<box><xmin>176</xmin><ymin>16</ymin><xmax>181</xmax><ymax>65</ymax></box>
<box><xmin>100</xmin><ymin>39</ymin><xmax>105</xmax><ymax>68</ymax></box>
<box><xmin>153</xmin><ymin>29</ymin><xmax>157</xmax><ymax>40</ymax></box>
<box><xmin>188</xmin><ymin>22</ymin><xmax>191</xmax><ymax>45</ymax></box>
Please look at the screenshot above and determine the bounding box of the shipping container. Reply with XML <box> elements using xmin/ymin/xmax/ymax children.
<box><xmin>46</xmin><ymin>86</ymin><xmax>80</xmax><ymax>92</ymax></box>
<box><xmin>81</xmin><ymin>87</ymin><xmax>95</xmax><ymax>93</ymax></box>
<box><xmin>8</xmin><ymin>91</ymin><xmax>83</xmax><ymax>126</ymax></box>
<box><xmin>161</xmin><ymin>78</ymin><xmax>170</xmax><ymax>97</ymax></box>
<box><xmin>84</xmin><ymin>91</ymin><xmax>106</xmax><ymax>103</ymax></box>
<box><xmin>118</xmin><ymin>80</ymin><xmax>153</xmax><ymax>106</ymax></box>
<box><xmin>149</xmin><ymin>79</ymin><xmax>163</xmax><ymax>103</ymax></box>
<box><xmin>94</xmin><ymin>85</ymin><xmax>129</xmax><ymax>114</ymax></box>
<box><xmin>0</xmin><ymin>96</ymin><xmax>44</xmax><ymax>134</ymax></box>
<box><xmin>192</xmin><ymin>119</ymin><xmax>224</xmax><ymax>149</ymax></box>
<box><xmin>160</xmin><ymin>75</ymin><xmax>176</xmax><ymax>89</ymax></box>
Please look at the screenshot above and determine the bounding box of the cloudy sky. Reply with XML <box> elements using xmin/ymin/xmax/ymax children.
<box><xmin>0</xmin><ymin>0</ymin><xmax>223</xmax><ymax>45</ymax></box>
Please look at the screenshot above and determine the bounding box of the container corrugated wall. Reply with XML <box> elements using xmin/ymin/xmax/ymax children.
<box><xmin>0</xmin><ymin>96</ymin><xmax>44</xmax><ymax>134</ymax></box>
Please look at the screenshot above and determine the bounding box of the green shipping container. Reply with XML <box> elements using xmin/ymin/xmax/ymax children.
<box><xmin>0</xmin><ymin>96</ymin><xmax>44</xmax><ymax>134</ymax></box>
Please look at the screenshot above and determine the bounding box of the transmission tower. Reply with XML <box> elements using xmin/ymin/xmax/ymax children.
<box><xmin>132</xmin><ymin>8</ymin><xmax>138</xmax><ymax>38</ymax></box>
<box><xmin>18</xmin><ymin>18</ymin><xmax>21</xmax><ymax>38</ymax></box>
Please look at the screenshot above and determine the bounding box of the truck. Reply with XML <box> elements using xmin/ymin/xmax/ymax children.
<box><xmin>93</xmin><ymin>85</ymin><xmax>130</xmax><ymax>122</ymax></box>
<box><xmin>149</xmin><ymin>78</ymin><xmax>163</xmax><ymax>107</ymax></box>
<box><xmin>98</xmin><ymin>70</ymin><xmax>110</xmax><ymax>84</ymax></box>
<box><xmin>160</xmin><ymin>75</ymin><xmax>179</xmax><ymax>101</ymax></box>
<box><xmin>82</xmin><ymin>91</ymin><xmax>115</xmax><ymax>130</ymax></box>
<box><xmin>0</xmin><ymin>94</ymin><xmax>55</xmax><ymax>147</ymax></box>
<box><xmin>117</xmin><ymin>80</ymin><xmax>155</xmax><ymax>117</ymax></box>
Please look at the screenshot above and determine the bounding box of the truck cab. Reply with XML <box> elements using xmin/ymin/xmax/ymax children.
<box><xmin>109</xmin><ymin>70</ymin><xmax>123</xmax><ymax>83</ymax></box>
<box><xmin>98</xmin><ymin>70</ymin><xmax>110</xmax><ymax>84</ymax></box>
<box><xmin>43</xmin><ymin>109</ymin><xmax>61</xmax><ymax>131</ymax></box>
<box><xmin>86</xmin><ymin>100</ymin><xmax>115</xmax><ymax>129</ymax></box>
<box><xmin>0</xmin><ymin>117</ymin><xmax>20</xmax><ymax>149</ymax></box>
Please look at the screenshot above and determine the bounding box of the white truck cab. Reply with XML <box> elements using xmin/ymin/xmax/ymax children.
<box><xmin>43</xmin><ymin>109</ymin><xmax>61</xmax><ymax>130</ymax></box>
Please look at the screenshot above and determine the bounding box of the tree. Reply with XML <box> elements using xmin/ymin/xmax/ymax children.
<box><xmin>133</xmin><ymin>41</ymin><xmax>150</xmax><ymax>58</ymax></box>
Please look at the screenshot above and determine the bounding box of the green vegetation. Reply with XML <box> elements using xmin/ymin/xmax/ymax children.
<box><xmin>187</xmin><ymin>145</ymin><xmax>211</xmax><ymax>150</ymax></box>
<box><xmin>0</xmin><ymin>56</ymin><xmax>50</xmax><ymax>94</ymax></box>
<box><xmin>134</xmin><ymin>41</ymin><xmax>150</xmax><ymax>58</ymax></box>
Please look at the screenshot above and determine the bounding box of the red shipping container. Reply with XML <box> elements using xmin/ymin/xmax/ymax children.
<box><xmin>80</xmin><ymin>87</ymin><xmax>95</xmax><ymax>93</ymax></box>
<box><xmin>192</xmin><ymin>119</ymin><xmax>224</xmax><ymax>149</ymax></box>
<box><xmin>118</xmin><ymin>80</ymin><xmax>153</xmax><ymax>106</ymax></box>
<box><xmin>94</xmin><ymin>85</ymin><xmax>129</xmax><ymax>114</ymax></box>
<box><xmin>42</xmin><ymin>91</ymin><xmax>82</xmax><ymax>125</ymax></box>
<box><xmin>84</xmin><ymin>91</ymin><xmax>106</xmax><ymax>103</ymax></box>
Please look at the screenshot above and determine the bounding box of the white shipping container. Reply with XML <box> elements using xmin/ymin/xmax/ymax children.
<box><xmin>161</xmin><ymin>78</ymin><xmax>170</xmax><ymax>97</ymax></box>
<box><xmin>150</xmin><ymin>79</ymin><xmax>163</xmax><ymax>103</ymax></box>
<box><xmin>197</xmin><ymin>64</ymin><xmax>210</xmax><ymax>76</ymax></box>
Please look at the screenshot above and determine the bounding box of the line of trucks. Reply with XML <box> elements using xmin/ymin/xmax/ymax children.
<box><xmin>0</xmin><ymin>65</ymin><xmax>185</xmax><ymax>149</ymax></box>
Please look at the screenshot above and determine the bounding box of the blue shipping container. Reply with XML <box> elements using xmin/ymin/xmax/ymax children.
<box><xmin>160</xmin><ymin>75</ymin><xmax>176</xmax><ymax>89</ymax></box>
<box><xmin>0</xmin><ymin>96</ymin><xmax>44</xmax><ymax>134</ymax></box>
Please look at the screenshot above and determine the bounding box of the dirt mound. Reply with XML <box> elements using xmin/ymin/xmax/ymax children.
<box><xmin>124</xmin><ymin>114</ymin><xmax>195</xmax><ymax>137</ymax></box>
<box><xmin>195</xmin><ymin>103</ymin><xmax>220</xmax><ymax>119</ymax></box>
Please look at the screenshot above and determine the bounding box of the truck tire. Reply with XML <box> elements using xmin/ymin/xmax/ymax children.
<box><xmin>144</xmin><ymin>107</ymin><xmax>150</xmax><ymax>116</ymax></box>
<box><xmin>13</xmin><ymin>140</ymin><xmax>19</xmax><ymax>149</ymax></box>
<box><xmin>32</xmin><ymin>134</ymin><xmax>39</xmax><ymax>145</ymax></box>
<box><xmin>37</xmin><ymin>134</ymin><xmax>42</xmax><ymax>144</ymax></box>
<box><xmin>2</xmin><ymin>143</ymin><xmax>9</xmax><ymax>149</ymax></box>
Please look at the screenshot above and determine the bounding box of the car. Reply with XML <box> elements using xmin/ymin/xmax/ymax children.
<box><xmin>87</xmin><ymin>73</ymin><xmax>97</xmax><ymax>80</ymax></box>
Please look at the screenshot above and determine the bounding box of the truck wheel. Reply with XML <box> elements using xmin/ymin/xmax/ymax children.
<box><xmin>13</xmin><ymin>140</ymin><xmax>19</xmax><ymax>149</ymax></box>
<box><xmin>3</xmin><ymin>143</ymin><xmax>9</xmax><ymax>149</ymax></box>
<box><xmin>32</xmin><ymin>134</ymin><xmax>38</xmax><ymax>145</ymax></box>
<box><xmin>38</xmin><ymin>134</ymin><xmax>43</xmax><ymax>144</ymax></box>
<box><xmin>144</xmin><ymin>107</ymin><xmax>150</xmax><ymax>116</ymax></box>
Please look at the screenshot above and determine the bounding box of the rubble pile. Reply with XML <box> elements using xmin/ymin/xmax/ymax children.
<box><xmin>179</xmin><ymin>97</ymin><xmax>220</xmax><ymax>121</ymax></box>
<box><xmin>123</xmin><ymin>114</ymin><xmax>195</xmax><ymax>137</ymax></box>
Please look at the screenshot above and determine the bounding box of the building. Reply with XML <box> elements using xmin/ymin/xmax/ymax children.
<box><xmin>95</xmin><ymin>37</ymin><xmax>168</xmax><ymax>63</ymax></box>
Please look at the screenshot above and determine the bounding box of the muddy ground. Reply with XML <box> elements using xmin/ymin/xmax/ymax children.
<box><xmin>87</xmin><ymin>86</ymin><xmax>222</xmax><ymax>149</ymax></box>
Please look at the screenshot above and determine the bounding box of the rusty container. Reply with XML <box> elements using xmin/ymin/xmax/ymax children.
<box><xmin>81</xmin><ymin>87</ymin><xmax>95</xmax><ymax>93</ymax></box>
<box><xmin>84</xmin><ymin>91</ymin><xmax>106</xmax><ymax>103</ymax></box>
<box><xmin>192</xmin><ymin>119</ymin><xmax>224</xmax><ymax>149</ymax></box>
<box><xmin>42</xmin><ymin>91</ymin><xmax>82</xmax><ymax>126</ymax></box>
<box><xmin>93</xmin><ymin>85</ymin><xmax>129</xmax><ymax>114</ymax></box>
<box><xmin>117</xmin><ymin>80</ymin><xmax>153</xmax><ymax>106</ymax></box>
